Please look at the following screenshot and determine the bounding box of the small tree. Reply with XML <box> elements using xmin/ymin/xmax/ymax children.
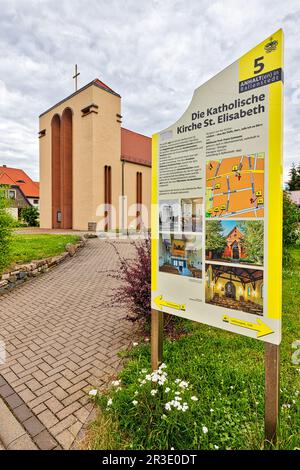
<box><xmin>286</xmin><ymin>162</ymin><xmax>300</xmax><ymax>191</ymax></box>
<box><xmin>283</xmin><ymin>191</ymin><xmax>300</xmax><ymax>266</ymax></box>
<box><xmin>0</xmin><ymin>186</ymin><xmax>14</xmax><ymax>273</ymax></box>
<box><xmin>205</xmin><ymin>220</ymin><xmax>226</xmax><ymax>257</ymax></box>
<box><xmin>21</xmin><ymin>206</ymin><xmax>39</xmax><ymax>227</ymax></box>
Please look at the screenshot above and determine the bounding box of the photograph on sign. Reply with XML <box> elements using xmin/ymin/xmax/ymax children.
<box><xmin>159</xmin><ymin>233</ymin><xmax>202</xmax><ymax>278</ymax></box>
<box><xmin>205</xmin><ymin>220</ymin><xmax>264</xmax><ymax>266</ymax></box>
<box><xmin>151</xmin><ymin>29</ymin><xmax>283</xmax><ymax>345</ymax></box>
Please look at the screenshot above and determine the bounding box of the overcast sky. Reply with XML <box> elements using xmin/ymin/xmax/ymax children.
<box><xmin>0</xmin><ymin>0</ymin><xmax>299</xmax><ymax>182</ymax></box>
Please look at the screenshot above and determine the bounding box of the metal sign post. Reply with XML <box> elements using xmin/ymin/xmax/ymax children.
<box><xmin>265</xmin><ymin>343</ymin><xmax>280</xmax><ymax>443</ymax></box>
<box><xmin>151</xmin><ymin>309</ymin><xmax>163</xmax><ymax>371</ymax></box>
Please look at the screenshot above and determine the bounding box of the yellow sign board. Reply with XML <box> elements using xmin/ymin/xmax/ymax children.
<box><xmin>152</xmin><ymin>30</ymin><xmax>283</xmax><ymax>345</ymax></box>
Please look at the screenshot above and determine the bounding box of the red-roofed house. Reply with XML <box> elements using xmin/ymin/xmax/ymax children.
<box><xmin>39</xmin><ymin>78</ymin><xmax>151</xmax><ymax>231</ymax></box>
<box><xmin>0</xmin><ymin>165</ymin><xmax>39</xmax><ymax>219</ymax></box>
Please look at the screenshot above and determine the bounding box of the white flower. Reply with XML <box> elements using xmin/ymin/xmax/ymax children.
<box><xmin>165</xmin><ymin>403</ymin><xmax>171</xmax><ymax>411</ymax></box>
<box><xmin>175</xmin><ymin>391</ymin><xmax>181</xmax><ymax>395</ymax></box>
<box><xmin>111</xmin><ymin>380</ymin><xmax>121</xmax><ymax>387</ymax></box>
<box><xmin>165</xmin><ymin>387</ymin><xmax>170</xmax><ymax>393</ymax></box>
<box><xmin>214</xmin><ymin>445</ymin><xmax>219</xmax><ymax>450</ymax></box>
<box><xmin>132</xmin><ymin>400</ymin><xmax>138</xmax><ymax>406</ymax></box>
<box><xmin>151</xmin><ymin>389</ymin><xmax>158</xmax><ymax>396</ymax></box>
<box><xmin>159</xmin><ymin>363</ymin><xmax>167</xmax><ymax>369</ymax></box>
<box><xmin>141</xmin><ymin>368</ymin><xmax>147</xmax><ymax>373</ymax></box>
<box><xmin>175</xmin><ymin>379</ymin><xmax>180</xmax><ymax>384</ymax></box>
<box><xmin>132</xmin><ymin>342</ymin><xmax>138</xmax><ymax>346</ymax></box>
<box><xmin>191</xmin><ymin>396</ymin><xmax>198</xmax><ymax>401</ymax></box>
<box><xmin>89</xmin><ymin>389</ymin><xmax>97</xmax><ymax>396</ymax></box>
<box><xmin>134</xmin><ymin>391</ymin><xmax>139</xmax><ymax>396</ymax></box>
<box><xmin>161</xmin><ymin>414</ymin><xmax>167</xmax><ymax>419</ymax></box>
<box><xmin>179</xmin><ymin>381</ymin><xmax>189</xmax><ymax>389</ymax></box>
<box><xmin>202</xmin><ymin>426</ymin><xmax>208</xmax><ymax>434</ymax></box>
<box><xmin>210</xmin><ymin>408</ymin><xmax>214</xmax><ymax>412</ymax></box>
<box><xmin>171</xmin><ymin>447</ymin><xmax>174</xmax><ymax>450</ymax></box>
<box><xmin>107</xmin><ymin>398</ymin><xmax>113</xmax><ymax>406</ymax></box>
<box><xmin>145</xmin><ymin>338</ymin><xmax>149</xmax><ymax>342</ymax></box>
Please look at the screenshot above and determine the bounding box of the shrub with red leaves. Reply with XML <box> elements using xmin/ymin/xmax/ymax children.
<box><xmin>106</xmin><ymin>237</ymin><xmax>151</xmax><ymax>323</ymax></box>
<box><xmin>100</xmin><ymin>238</ymin><xmax>190</xmax><ymax>337</ymax></box>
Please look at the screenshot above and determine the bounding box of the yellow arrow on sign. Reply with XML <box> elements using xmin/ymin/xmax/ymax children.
<box><xmin>154</xmin><ymin>295</ymin><xmax>186</xmax><ymax>311</ymax></box>
<box><xmin>222</xmin><ymin>315</ymin><xmax>273</xmax><ymax>338</ymax></box>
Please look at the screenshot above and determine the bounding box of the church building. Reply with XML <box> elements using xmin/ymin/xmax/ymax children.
<box><xmin>223</xmin><ymin>225</ymin><xmax>246</xmax><ymax>260</ymax></box>
<box><xmin>39</xmin><ymin>78</ymin><xmax>151</xmax><ymax>231</ymax></box>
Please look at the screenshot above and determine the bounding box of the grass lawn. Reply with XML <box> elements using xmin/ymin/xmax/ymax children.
<box><xmin>88</xmin><ymin>246</ymin><xmax>300</xmax><ymax>450</ymax></box>
<box><xmin>3</xmin><ymin>234</ymin><xmax>80</xmax><ymax>271</ymax></box>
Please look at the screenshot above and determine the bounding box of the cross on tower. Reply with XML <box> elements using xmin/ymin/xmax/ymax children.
<box><xmin>73</xmin><ymin>64</ymin><xmax>80</xmax><ymax>91</ymax></box>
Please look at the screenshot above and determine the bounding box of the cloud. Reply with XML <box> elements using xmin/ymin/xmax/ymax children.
<box><xmin>0</xmin><ymin>0</ymin><xmax>299</xmax><ymax>183</ymax></box>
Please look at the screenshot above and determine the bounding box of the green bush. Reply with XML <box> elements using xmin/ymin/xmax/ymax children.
<box><xmin>0</xmin><ymin>187</ymin><xmax>14</xmax><ymax>273</ymax></box>
<box><xmin>283</xmin><ymin>191</ymin><xmax>300</xmax><ymax>266</ymax></box>
<box><xmin>21</xmin><ymin>206</ymin><xmax>39</xmax><ymax>227</ymax></box>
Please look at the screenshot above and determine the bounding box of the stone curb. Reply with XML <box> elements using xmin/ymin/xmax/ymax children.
<box><xmin>0</xmin><ymin>375</ymin><xmax>61</xmax><ymax>450</ymax></box>
<box><xmin>0</xmin><ymin>236</ymin><xmax>88</xmax><ymax>297</ymax></box>
<box><xmin>0</xmin><ymin>397</ymin><xmax>37</xmax><ymax>450</ymax></box>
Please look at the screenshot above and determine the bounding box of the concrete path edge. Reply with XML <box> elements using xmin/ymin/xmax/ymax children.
<box><xmin>0</xmin><ymin>398</ymin><xmax>37</xmax><ymax>450</ymax></box>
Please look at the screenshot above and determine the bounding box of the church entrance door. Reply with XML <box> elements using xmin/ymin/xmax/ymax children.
<box><xmin>232</xmin><ymin>242</ymin><xmax>239</xmax><ymax>259</ymax></box>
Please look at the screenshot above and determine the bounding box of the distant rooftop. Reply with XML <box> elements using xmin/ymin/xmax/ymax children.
<box><xmin>0</xmin><ymin>165</ymin><xmax>39</xmax><ymax>198</ymax></box>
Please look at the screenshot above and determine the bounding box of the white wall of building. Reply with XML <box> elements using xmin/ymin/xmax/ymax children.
<box><xmin>27</xmin><ymin>197</ymin><xmax>40</xmax><ymax>209</ymax></box>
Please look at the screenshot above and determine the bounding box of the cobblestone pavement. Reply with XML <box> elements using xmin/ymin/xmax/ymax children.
<box><xmin>0</xmin><ymin>239</ymin><xmax>136</xmax><ymax>449</ymax></box>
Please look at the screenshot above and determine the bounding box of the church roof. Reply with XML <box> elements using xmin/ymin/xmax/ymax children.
<box><xmin>92</xmin><ymin>78</ymin><xmax>117</xmax><ymax>95</ymax></box>
<box><xmin>121</xmin><ymin>128</ymin><xmax>151</xmax><ymax>167</ymax></box>
<box><xmin>39</xmin><ymin>78</ymin><xmax>120</xmax><ymax>117</ymax></box>
<box><xmin>0</xmin><ymin>166</ymin><xmax>39</xmax><ymax>198</ymax></box>
<box><xmin>226</xmin><ymin>225</ymin><xmax>243</xmax><ymax>240</ymax></box>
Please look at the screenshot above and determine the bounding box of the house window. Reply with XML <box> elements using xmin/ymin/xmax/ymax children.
<box><xmin>8</xmin><ymin>189</ymin><xmax>16</xmax><ymax>199</ymax></box>
<box><xmin>136</xmin><ymin>172</ymin><xmax>142</xmax><ymax>230</ymax></box>
<box><xmin>33</xmin><ymin>199</ymin><xmax>39</xmax><ymax>204</ymax></box>
<box><xmin>104</xmin><ymin>165</ymin><xmax>112</xmax><ymax>231</ymax></box>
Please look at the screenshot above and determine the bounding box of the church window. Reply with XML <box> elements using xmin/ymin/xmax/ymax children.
<box><xmin>136</xmin><ymin>172</ymin><xmax>142</xmax><ymax>230</ymax></box>
<box><xmin>104</xmin><ymin>165</ymin><xmax>112</xmax><ymax>231</ymax></box>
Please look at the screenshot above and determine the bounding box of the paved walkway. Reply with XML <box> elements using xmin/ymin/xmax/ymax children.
<box><xmin>0</xmin><ymin>239</ymin><xmax>136</xmax><ymax>449</ymax></box>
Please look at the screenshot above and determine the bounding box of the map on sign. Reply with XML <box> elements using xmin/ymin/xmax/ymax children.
<box><xmin>205</xmin><ymin>153</ymin><xmax>264</xmax><ymax>218</ymax></box>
